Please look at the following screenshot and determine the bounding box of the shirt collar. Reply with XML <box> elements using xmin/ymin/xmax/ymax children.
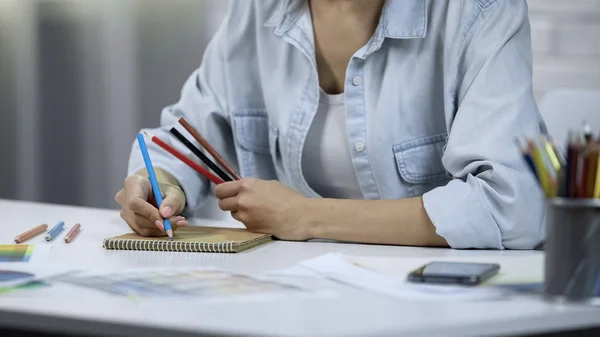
<box><xmin>264</xmin><ymin>0</ymin><xmax>428</xmax><ymax>39</ymax></box>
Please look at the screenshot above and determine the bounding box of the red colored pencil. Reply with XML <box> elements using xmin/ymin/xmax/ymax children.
<box><xmin>143</xmin><ymin>132</ymin><xmax>225</xmax><ymax>185</ymax></box>
<box><xmin>64</xmin><ymin>223</ymin><xmax>81</xmax><ymax>243</ymax></box>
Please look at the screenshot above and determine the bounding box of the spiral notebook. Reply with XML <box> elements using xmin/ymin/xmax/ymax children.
<box><xmin>103</xmin><ymin>226</ymin><xmax>272</xmax><ymax>253</ymax></box>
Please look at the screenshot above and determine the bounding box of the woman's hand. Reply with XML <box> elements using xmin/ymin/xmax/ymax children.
<box><xmin>215</xmin><ymin>178</ymin><xmax>312</xmax><ymax>241</ymax></box>
<box><xmin>115</xmin><ymin>169</ymin><xmax>188</xmax><ymax>237</ymax></box>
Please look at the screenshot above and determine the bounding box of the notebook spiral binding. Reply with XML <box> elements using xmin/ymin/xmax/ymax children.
<box><xmin>102</xmin><ymin>238</ymin><xmax>236</xmax><ymax>253</ymax></box>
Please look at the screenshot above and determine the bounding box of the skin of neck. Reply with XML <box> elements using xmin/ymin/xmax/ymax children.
<box><xmin>309</xmin><ymin>0</ymin><xmax>385</xmax><ymax>26</ymax></box>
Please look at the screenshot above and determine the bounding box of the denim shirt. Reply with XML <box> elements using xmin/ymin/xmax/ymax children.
<box><xmin>129</xmin><ymin>0</ymin><xmax>546</xmax><ymax>249</ymax></box>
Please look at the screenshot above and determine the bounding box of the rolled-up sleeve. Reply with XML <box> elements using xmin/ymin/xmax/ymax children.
<box><xmin>423</xmin><ymin>1</ymin><xmax>545</xmax><ymax>249</ymax></box>
<box><xmin>128</xmin><ymin>14</ymin><xmax>235</xmax><ymax>211</ymax></box>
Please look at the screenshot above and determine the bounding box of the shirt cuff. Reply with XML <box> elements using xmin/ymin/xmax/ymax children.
<box><xmin>422</xmin><ymin>176</ymin><xmax>504</xmax><ymax>249</ymax></box>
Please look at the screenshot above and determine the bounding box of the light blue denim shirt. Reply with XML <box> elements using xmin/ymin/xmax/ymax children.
<box><xmin>129</xmin><ymin>0</ymin><xmax>546</xmax><ymax>249</ymax></box>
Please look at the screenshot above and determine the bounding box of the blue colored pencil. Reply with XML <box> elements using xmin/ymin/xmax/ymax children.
<box><xmin>136</xmin><ymin>133</ymin><xmax>174</xmax><ymax>241</ymax></box>
<box><xmin>515</xmin><ymin>139</ymin><xmax>538</xmax><ymax>180</ymax></box>
<box><xmin>44</xmin><ymin>221</ymin><xmax>65</xmax><ymax>241</ymax></box>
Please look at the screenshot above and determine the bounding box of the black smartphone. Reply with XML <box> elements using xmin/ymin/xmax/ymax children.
<box><xmin>407</xmin><ymin>261</ymin><xmax>500</xmax><ymax>286</ymax></box>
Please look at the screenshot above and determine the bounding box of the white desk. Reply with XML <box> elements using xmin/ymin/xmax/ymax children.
<box><xmin>0</xmin><ymin>199</ymin><xmax>598</xmax><ymax>337</ymax></box>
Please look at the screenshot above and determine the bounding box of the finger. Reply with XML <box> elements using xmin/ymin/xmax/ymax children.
<box><xmin>121</xmin><ymin>209</ymin><xmax>163</xmax><ymax>237</ymax></box>
<box><xmin>129</xmin><ymin>197</ymin><xmax>162</xmax><ymax>225</ymax></box>
<box><xmin>125</xmin><ymin>176</ymin><xmax>159</xmax><ymax>214</ymax></box>
<box><xmin>129</xmin><ymin>213</ymin><xmax>169</xmax><ymax>237</ymax></box>
<box><xmin>155</xmin><ymin>220</ymin><xmax>164</xmax><ymax>231</ymax></box>
<box><xmin>218</xmin><ymin>196</ymin><xmax>239</xmax><ymax>211</ymax></box>
<box><xmin>132</xmin><ymin>212</ymin><xmax>160</xmax><ymax>229</ymax></box>
<box><xmin>156</xmin><ymin>216</ymin><xmax>188</xmax><ymax>230</ymax></box>
<box><xmin>151</xmin><ymin>216</ymin><xmax>188</xmax><ymax>231</ymax></box>
<box><xmin>230</xmin><ymin>210</ymin><xmax>247</xmax><ymax>224</ymax></box>
<box><xmin>170</xmin><ymin>215</ymin><xmax>189</xmax><ymax>227</ymax></box>
<box><xmin>115</xmin><ymin>189</ymin><xmax>126</xmax><ymax>205</ymax></box>
<box><xmin>231</xmin><ymin>210</ymin><xmax>242</xmax><ymax>222</ymax></box>
<box><xmin>214</xmin><ymin>181</ymin><xmax>242</xmax><ymax>199</ymax></box>
<box><xmin>131</xmin><ymin>214</ymin><xmax>181</xmax><ymax>230</ymax></box>
<box><xmin>160</xmin><ymin>185</ymin><xmax>185</xmax><ymax>218</ymax></box>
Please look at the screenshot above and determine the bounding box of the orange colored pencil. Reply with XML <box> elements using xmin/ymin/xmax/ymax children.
<box><xmin>14</xmin><ymin>224</ymin><xmax>48</xmax><ymax>243</ymax></box>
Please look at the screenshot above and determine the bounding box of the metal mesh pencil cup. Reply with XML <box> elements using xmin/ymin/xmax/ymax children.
<box><xmin>545</xmin><ymin>198</ymin><xmax>600</xmax><ymax>301</ymax></box>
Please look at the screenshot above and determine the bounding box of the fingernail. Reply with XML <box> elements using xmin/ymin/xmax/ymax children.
<box><xmin>161</xmin><ymin>206</ymin><xmax>173</xmax><ymax>218</ymax></box>
<box><xmin>176</xmin><ymin>220</ymin><xmax>188</xmax><ymax>226</ymax></box>
<box><xmin>155</xmin><ymin>220</ymin><xmax>165</xmax><ymax>231</ymax></box>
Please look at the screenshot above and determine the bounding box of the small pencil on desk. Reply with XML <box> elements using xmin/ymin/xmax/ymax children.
<box><xmin>14</xmin><ymin>224</ymin><xmax>48</xmax><ymax>243</ymax></box>
<box><xmin>64</xmin><ymin>223</ymin><xmax>81</xmax><ymax>243</ymax></box>
<box><xmin>44</xmin><ymin>221</ymin><xmax>65</xmax><ymax>242</ymax></box>
<box><xmin>137</xmin><ymin>133</ymin><xmax>174</xmax><ymax>241</ymax></box>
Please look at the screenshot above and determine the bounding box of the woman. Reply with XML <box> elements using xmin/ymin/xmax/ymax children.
<box><xmin>115</xmin><ymin>0</ymin><xmax>545</xmax><ymax>249</ymax></box>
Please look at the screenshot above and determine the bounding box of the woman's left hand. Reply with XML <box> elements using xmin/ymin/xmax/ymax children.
<box><xmin>215</xmin><ymin>178</ymin><xmax>312</xmax><ymax>241</ymax></box>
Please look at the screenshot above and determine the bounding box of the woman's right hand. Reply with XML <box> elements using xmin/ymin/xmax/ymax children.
<box><xmin>115</xmin><ymin>169</ymin><xmax>188</xmax><ymax>237</ymax></box>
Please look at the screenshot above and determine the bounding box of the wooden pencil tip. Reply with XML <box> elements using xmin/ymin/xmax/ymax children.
<box><xmin>142</xmin><ymin>131</ymin><xmax>154</xmax><ymax>139</ymax></box>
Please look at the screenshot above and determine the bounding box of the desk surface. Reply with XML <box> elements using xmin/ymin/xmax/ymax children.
<box><xmin>0</xmin><ymin>199</ymin><xmax>598</xmax><ymax>337</ymax></box>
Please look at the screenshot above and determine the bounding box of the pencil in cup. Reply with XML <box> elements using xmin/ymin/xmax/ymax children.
<box><xmin>14</xmin><ymin>224</ymin><xmax>48</xmax><ymax>243</ymax></box>
<box><xmin>143</xmin><ymin>132</ymin><xmax>225</xmax><ymax>185</ymax></box>
<box><xmin>169</xmin><ymin>127</ymin><xmax>233</xmax><ymax>182</ymax></box>
<box><xmin>584</xmin><ymin>148</ymin><xmax>599</xmax><ymax>198</ymax></box>
<box><xmin>527</xmin><ymin>139</ymin><xmax>556</xmax><ymax>197</ymax></box>
<box><xmin>64</xmin><ymin>223</ymin><xmax>81</xmax><ymax>243</ymax></box>
<box><xmin>137</xmin><ymin>133</ymin><xmax>174</xmax><ymax>241</ymax></box>
<box><xmin>515</xmin><ymin>139</ymin><xmax>538</xmax><ymax>180</ymax></box>
<box><xmin>178</xmin><ymin>117</ymin><xmax>241</xmax><ymax>180</ymax></box>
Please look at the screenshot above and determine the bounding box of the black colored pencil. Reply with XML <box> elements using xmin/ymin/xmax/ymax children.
<box><xmin>169</xmin><ymin>128</ymin><xmax>233</xmax><ymax>182</ymax></box>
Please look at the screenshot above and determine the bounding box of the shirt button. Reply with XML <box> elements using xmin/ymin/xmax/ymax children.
<box><xmin>354</xmin><ymin>142</ymin><xmax>365</xmax><ymax>152</ymax></box>
<box><xmin>352</xmin><ymin>76</ymin><xmax>361</xmax><ymax>86</ymax></box>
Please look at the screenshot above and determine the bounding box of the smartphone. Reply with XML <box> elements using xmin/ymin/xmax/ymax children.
<box><xmin>407</xmin><ymin>262</ymin><xmax>500</xmax><ymax>286</ymax></box>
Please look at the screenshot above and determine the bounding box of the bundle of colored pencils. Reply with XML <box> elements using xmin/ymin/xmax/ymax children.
<box><xmin>517</xmin><ymin>123</ymin><xmax>599</xmax><ymax>199</ymax></box>
<box><xmin>144</xmin><ymin>117</ymin><xmax>241</xmax><ymax>185</ymax></box>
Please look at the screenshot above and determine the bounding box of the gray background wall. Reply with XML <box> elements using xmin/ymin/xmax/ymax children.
<box><xmin>528</xmin><ymin>0</ymin><xmax>600</xmax><ymax>98</ymax></box>
<box><xmin>0</xmin><ymin>0</ymin><xmax>599</xmax><ymax>213</ymax></box>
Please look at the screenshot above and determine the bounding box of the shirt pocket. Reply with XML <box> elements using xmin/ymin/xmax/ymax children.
<box><xmin>232</xmin><ymin>109</ymin><xmax>277</xmax><ymax>179</ymax></box>
<box><xmin>393</xmin><ymin>133</ymin><xmax>451</xmax><ymax>197</ymax></box>
<box><xmin>268</xmin><ymin>125</ymin><xmax>286</xmax><ymax>181</ymax></box>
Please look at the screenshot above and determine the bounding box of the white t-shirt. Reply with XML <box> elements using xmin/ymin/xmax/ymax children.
<box><xmin>301</xmin><ymin>90</ymin><xmax>363</xmax><ymax>199</ymax></box>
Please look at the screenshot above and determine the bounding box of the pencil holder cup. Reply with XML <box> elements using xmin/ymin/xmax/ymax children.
<box><xmin>544</xmin><ymin>198</ymin><xmax>600</xmax><ymax>301</ymax></box>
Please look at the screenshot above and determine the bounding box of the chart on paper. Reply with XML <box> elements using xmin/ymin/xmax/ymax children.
<box><xmin>54</xmin><ymin>267</ymin><xmax>309</xmax><ymax>299</ymax></box>
<box><xmin>0</xmin><ymin>245</ymin><xmax>51</xmax><ymax>263</ymax></box>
